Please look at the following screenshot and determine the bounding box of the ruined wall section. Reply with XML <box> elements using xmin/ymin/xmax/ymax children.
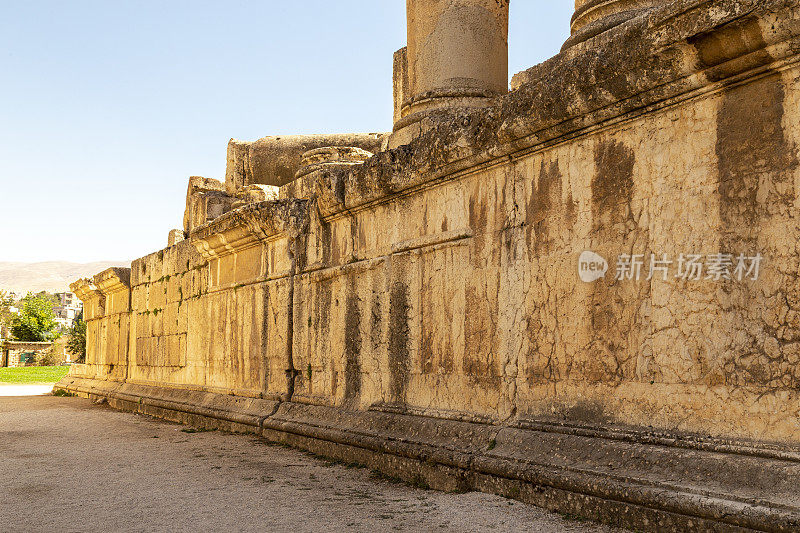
<box><xmin>289</xmin><ymin>0</ymin><xmax>800</xmax><ymax>440</ymax></box>
<box><xmin>121</xmin><ymin>201</ymin><xmax>308</xmax><ymax>400</ymax></box>
<box><xmin>127</xmin><ymin>241</ymin><xmax>204</xmax><ymax>388</ymax></box>
<box><xmin>69</xmin><ymin>269</ymin><xmax>130</xmax><ymax>382</ymax></box>
<box><xmin>62</xmin><ymin>0</ymin><xmax>800</xmax><ymax>444</ymax></box>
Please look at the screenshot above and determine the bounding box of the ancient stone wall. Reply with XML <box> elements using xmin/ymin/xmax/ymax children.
<box><xmin>69</xmin><ymin>268</ymin><xmax>131</xmax><ymax>381</ymax></box>
<box><xmin>61</xmin><ymin>0</ymin><xmax>800</xmax><ymax>445</ymax></box>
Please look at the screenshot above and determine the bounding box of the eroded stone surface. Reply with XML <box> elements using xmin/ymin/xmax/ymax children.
<box><xmin>68</xmin><ymin>0</ymin><xmax>800</xmax><ymax>442</ymax></box>
<box><xmin>60</xmin><ymin>3</ymin><xmax>800</xmax><ymax>527</ymax></box>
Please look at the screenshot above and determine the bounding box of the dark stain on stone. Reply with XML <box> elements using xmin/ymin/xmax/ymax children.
<box><xmin>343</xmin><ymin>276</ymin><xmax>362</xmax><ymax>404</ymax></box>
<box><xmin>463</xmin><ymin>284</ymin><xmax>500</xmax><ymax>388</ymax></box>
<box><xmin>564</xmin><ymin>190</ymin><xmax>577</xmax><ymax>227</ymax></box>
<box><xmin>469</xmin><ymin>192</ymin><xmax>488</xmax><ymax>267</ymax></box>
<box><xmin>349</xmin><ymin>216</ymin><xmax>359</xmax><ymax>261</ymax></box>
<box><xmin>330</xmin><ymin>226</ymin><xmax>341</xmax><ymax>266</ymax></box>
<box><xmin>419</xmin><ymin>254</ymin><xmax>454</xmax><ymax>375</ymax></box>
<box><xmin>591</xmin><ymin>140</ymin><xmax>635</xmax><ymax>236</ymax></box>
<box><xmin>468</xmin><ymin>193</ymin><xmax>487</xmax><ymax>234</ymax></box>
<box><xmin>551</xmin><ymin>400</ymin><xmax>608</xmax><ymax>425</ymax></box>
<box><xmin>524</xmin><ymin>314</ymin><xmax>556</xmax><ymax>385</ymax></box>
<box><xmin>319</xmin><ymin>219</ymin><xmax>332</xmax><ymax>266</ymax></box>
<box><xmin>369</xmin><ymin>273</ymin><xmax>383</xmax><ymax>352</ymax></box>
<box><xmin>526</xmin><ymin>160</ymin><xmax>575</xmax><ymax>255</ymax></box>
<box><xmin>261</xmin><ymin>285</ymin><xmax>271</xmax><ymax>394</ymax></box>
<box><xmin>357</xmin><ymin>218</ymin><xmax>367</xmax><ymax>253</ymax></box>
<box><xmin>441</xmin><ymin>215</ymin><xmax>448</xmax><ymax>233</ymax></box>
<box><xmin>586</xmin><ymin>139</ymin><xmax>641</xmax><ymax>385</ymax></box>
<box><xmin>388</xmin><ymin>279</ymin><xmax>411</xmax><ymax>403</ymax></box>
<box><xmin>419</xmin><ymin>255</ymin><xmax>434</xmax><ymax>376</ymax></box>
<box><xmin>716</xmin><ymin>72</ymin><xmax>796</xmax><ymax>248</ymax></box>
<box><xmin>293</xmin><ymin>234</ymin><xmax>308</xmax><ymax>272</ymax></box>
<box><xmin>715</xmin><ymin>72</ymin><xmax>797</xmax><ymax>389</ymax></box>
<box><xmin>313</xmin><ymin>280</ymin><xmax>332</xmax><ymax>397</ymax></box>
<box><xmin>420</xmin><ymin>327</ymin><xmax>434</xmax><ymax>375</ymax></box>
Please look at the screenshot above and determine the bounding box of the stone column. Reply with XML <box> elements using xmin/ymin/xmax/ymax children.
<box><xmin>390</xmin><ymin>0</ymin><xmax>509</xmax><ymax>147</ymax></box>
<box><xmin>565</xmin><ymin>0</ymin><xmax>664</xmax><ymax>49</ymax></box>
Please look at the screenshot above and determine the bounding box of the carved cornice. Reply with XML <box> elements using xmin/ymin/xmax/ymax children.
<box><xmin>190</xmin><ymin>199</ymin><xmax>309</xmax><ymax>261</ymax></box>
<box><xmin>70</xmin><ymin>278</ymin><xmax>105</xmax><ymax>318</ymax></box>
<box><xmin>93</xmin><ymin>267</ymin><xmax>132</xmax><ymax>296</ymax></box>
<box><xmin>70</xmin><ymin>278</ymin><xmax>102</xmax><ymax>302</ymax></box>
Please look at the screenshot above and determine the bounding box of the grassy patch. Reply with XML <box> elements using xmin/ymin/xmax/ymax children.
<box><xmin>0</xmin><ymin>366</ymin><xmax>69</xmax><ymax>384</ymax></box>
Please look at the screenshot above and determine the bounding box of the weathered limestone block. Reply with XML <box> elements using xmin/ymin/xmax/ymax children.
<box><xmin>191</xmin><ymin>200</ymin><xmax>308</xmax><ymax>261</ymax></box>
<box><xmin>91</xmin><ymin>268</ymin><xmax>131</xmax><ymax>377</ymax></box>
<box><xmin>183</xmin><ymin>176</ymin><xmax>235</xmax><ymax>234</ymax></box>
<box><xmin>131</xmin><ymin>239</ymin><xmax>206</xmax><ymax>286</ymax></box>
<box><xmin>167</xmin><ymin>229</ymin><xmax>185</xmax><ymax>247</ymax></box>
<box><xmin>225</xmin><ymin>133</ymin><xmax>385</xmax><ymax>192</ymax></box>
<box><xmin>186</xmin><ymin>200</ymin><xmax>308</xmax><ymax>398</ymax></box>
<box><xmin>125</xmin><ymin>239</ymin><xmax>207</xmax><ymax>384</ymax></box>
<box><xmin>295</xmin><ymin>147</ymin><xmax>374</xmax><ymax>179</ymax></box>
<box><xmin>231</xmin><ymin>184</ymin><xmax>279</xmax><ymax>210</ymax></box>
<box><xmin>281</xmin><ymin>146</ymin><xmax>375</xmax><ymax>201</ymax></box>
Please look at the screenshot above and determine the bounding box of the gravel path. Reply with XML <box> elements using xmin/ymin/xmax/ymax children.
<box><xmin>0</xmin><ymin>395</ymin><xmax>625</xmax><ymax>533</ymax></box>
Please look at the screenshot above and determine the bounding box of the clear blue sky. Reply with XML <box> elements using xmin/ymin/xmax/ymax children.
<box><xmin>0</xmin><ymin>1</ymin><xmax>572</xmax><ymax>263</ymax></box>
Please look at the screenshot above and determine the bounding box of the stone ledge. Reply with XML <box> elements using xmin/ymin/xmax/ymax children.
<box><xmin>190</xmin><ymin>199</ymin><xmax>309</xmax><ymax>260</ymax></box>
<box><xmin>69</xmin><ymin>278</ymin><xmax>105</xmax><ymax>320</ymax></box>
<box><xmin>54</xmin><ymin>377</ymin><xmax>800</xmax><ymax>532</ymax></box>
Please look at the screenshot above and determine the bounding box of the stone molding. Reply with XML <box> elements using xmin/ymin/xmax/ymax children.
<box><xmin>69</xmin><ymin>278</ymin><xmax>105</xmax><ymax>320</ymax></box>
<box><xmin>93</xmin><ymin>267</ymin><xmax>131</xmax><ymax>295</ymax></box>
<box><xmin>190</xmin><ymin>199</ymin><xmax>309</xmax><ymax>261</ymax></box>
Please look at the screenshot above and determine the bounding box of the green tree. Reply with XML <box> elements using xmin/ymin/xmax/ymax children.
<box><xmin>0</xmin><ymin>290</ymin><xmax>14</xmax><ymax>339</ymax></box>
<box><xmin>66</xmin><ymin>310</ymin><xmax>87</xmax><ymax>363</ymax></box>
<box><xmin>10</xmin><ymin>293</ymin><xmax>58</xmax><ymax>342</ymax></box>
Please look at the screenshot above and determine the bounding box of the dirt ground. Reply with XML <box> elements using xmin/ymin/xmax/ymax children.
<box><xmin>0</xmin><ymin>394</ymin><xmax>624</xmax><ymax>533</ymax></box>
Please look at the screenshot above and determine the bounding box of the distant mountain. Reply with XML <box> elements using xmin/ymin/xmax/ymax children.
<box><xmin>0</xmin><ymin>261</ymin><xmax>130</xmax><ymax>295</ymax></box>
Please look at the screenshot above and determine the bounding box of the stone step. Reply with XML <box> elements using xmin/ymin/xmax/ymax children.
<box><xmin>56</xmin><ymin>377</ymin><xmax>800</xmax><ymax>532</ymax></box>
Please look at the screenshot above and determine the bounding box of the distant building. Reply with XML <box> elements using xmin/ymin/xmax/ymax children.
<box><xmin>1</xmin><ymin>341</ymin><xmax>53</xmax><ymax>367</ymax></box>
<box><xmin>53</xmin><ymin>292</ymin><xmax>83</xmax><ymax>328</ymax></box>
